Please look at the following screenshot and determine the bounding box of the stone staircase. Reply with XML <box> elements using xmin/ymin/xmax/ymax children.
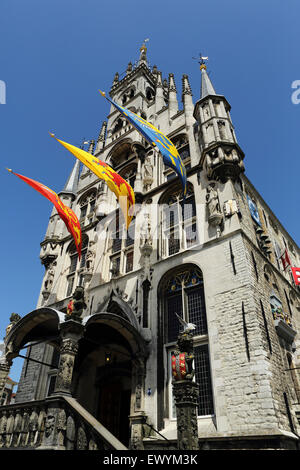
<box><xmin>0</xmin><ymin>394</ymin><xmax>127</xmax><ymax>450</ymax></box>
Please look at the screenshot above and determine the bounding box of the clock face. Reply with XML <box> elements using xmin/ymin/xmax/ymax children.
<box><xmin>247</xmin><ymin>195</ymin><xmax>261</xmax><ymax>226</ymax></box>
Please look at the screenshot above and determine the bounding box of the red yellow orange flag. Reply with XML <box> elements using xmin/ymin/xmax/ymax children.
<box><xmin>50</xmin><ymin>134</ymin><xmax>135</xmax><ymax>229</ymax></box>
<box><xmin>6</xmin><ymin>169</ymin><xmax>82</xmax><ymax>259</ymax></box>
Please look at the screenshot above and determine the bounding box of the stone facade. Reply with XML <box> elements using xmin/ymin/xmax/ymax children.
<box><xmin>9</xmin><ymin>46</ymin><xmax>300</xmax><ymax>449</ymax></box>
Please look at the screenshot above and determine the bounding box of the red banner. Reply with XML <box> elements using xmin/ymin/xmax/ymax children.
<box><xmin>280</xmin><ymin>249</ymin><xmax>291</xmax><ymax>271</ymax></box>
<box><xmin>7</xmin><ymin>169</ymin><xmax>82</xmax><ymax>259</ymax></box>
<box><xmin>291</xmin><ymin>267</ymin><xmax>300</xmax><ymax>286</ymax></box>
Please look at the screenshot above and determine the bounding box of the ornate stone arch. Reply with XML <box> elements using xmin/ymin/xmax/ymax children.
<box><xmin>5</xmin><ymin>307</ymin><xmax>64</xmax><ymax>362</ymax></box>
<box><xmin>96</xmin><ymin>288</ymin><xmax>139</xmax><ymax>330</ymax></box>
<box><xmin>106</xmin><ymin>139</ymin><xmax>133</xmax><ymax>168</ymax></box>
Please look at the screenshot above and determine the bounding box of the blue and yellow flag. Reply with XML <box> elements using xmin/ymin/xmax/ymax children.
<box><xmin>99</xmin><ymin>90</ymin><xmax>187</xmax><ymax>196</ymax></box>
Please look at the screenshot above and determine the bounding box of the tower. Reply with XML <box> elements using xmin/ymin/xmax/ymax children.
<box><xmin>2</xmin><ymin>46</ymin><xmax>300</xmax><ymax>451</ymax></box>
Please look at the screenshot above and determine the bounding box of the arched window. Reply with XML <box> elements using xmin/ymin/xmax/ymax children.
<box><xmin>159</xmin><ymin>265</ymin><xmax>214</xmax><ymax>418</ymax></box>
<box><xmin>160</xmin><ymin>184</ymin><xmax>198</xmax><ymax>257</ymax></box>
<box><xmin>119</xmin><ymin>162</ymin><xmax>137</xmax><ymax>189</ymax></box>
<box><xmin>164</xmin><ymin>267</ymin><xmax>207</xmax><ymax>342</ymax></box>
<box><xmin>109</xmin><ymin>210</ymin><xmax>135</xmax><ymax>277</ymax></box>
<box><xmin>164</xmin><ymin>134</ymin><xmax>191</xmax><ymax>180</ymax></box>
<box><xmin>78</xmin><ymin>189</ymin><xmax>97</xmax><ymax>226</ymax></box>
<box><xmin>66</xmin><ymin>235</ymin><xmax>89</xmax><ymax>297</ymax></box>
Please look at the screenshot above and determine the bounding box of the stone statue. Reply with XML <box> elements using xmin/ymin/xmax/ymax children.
<box><xmin>143</xmin><ymin>155</ymin><xmax>153</xmax><ymax>191</ymax></box>
<box><xmin>171</xmin><ymin>331</ymin><xmax>195</xmax><ymax>382</ymax></box>
<box><xmin>5</xmin><ymin>313</ymin><xmax>21</xmax><ymax>339</ymax></box>
<box><xmin>44</xmin><ymin>263</ymin><xmax>55</xmax><ymax>292</ymax></box>
<box><xmin>85</xmin><ymin>241</ymin><xmax>96</xmax><ymax>273</ymax></box>
<box><xmin>206</xmin><ymin>183</ymin><xmax>221</xmax><ymax>218</ymax></box>
<box><xmin>140</xmin><ymin>213</ymin><xmax>152</xmax><ymax>248</ymax></box>
<box><xmin>65</xmin><ymin>286</ymin><xmax>86</xmax><ymax>322</ymax></box>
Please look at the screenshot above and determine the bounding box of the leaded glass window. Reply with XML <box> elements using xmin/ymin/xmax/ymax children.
<box><xmin>161</xmin><ymin>186</ymin><xmax>198</xmax><ymax>257</ymax></box>
<box><xmin>164</xmin><ymin>267</ymin><xmax>206</xmax><ymax>342</ymax></box>
<box><xmin>162</xmin><ymin>266</ymin><xmax>214</xmax><ymax>418</ymax></box>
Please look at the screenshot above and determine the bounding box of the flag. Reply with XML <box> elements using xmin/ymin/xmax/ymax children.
<box><xmin>280</xmin><ymin>249</ymin><xmax>291</xmax><ymax>271</ymax></box>
<box><xmin>99</xmin><ymin>90</ymin><xmax>187</xmax><ymax>197</ymax></box>
<box><xmin>291</xmin><ymin>267</ymin><xmax>300</xmax><ymax>286</ymax></box>
<box><xmin>7</xmin><ymin>169</ymin><xmax>82</xmax><ymax>259</ymax></box>
<box><xmin>50</xmin><ymin>135</ymin><xmax>135</xmax><ymax>229</ymax></box>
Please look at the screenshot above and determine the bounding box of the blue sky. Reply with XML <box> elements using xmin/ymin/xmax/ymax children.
<box><xmin>0</xmin><ymin>0</ymin><xmax>299</xmax><ymax>382</ymax></box>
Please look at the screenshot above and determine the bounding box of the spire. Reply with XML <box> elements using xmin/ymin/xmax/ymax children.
<box><xmin>168</xmin><ymin>73</ymin><xmax>178</xmax><ymax>115</ymax></box>
<box><xmin>96</xmin><ymin>121</ymin><xmax>107</xmax><ymax>152</ymax></box>
<box><xmin>182</xmin><ymin>74</ymin><xmax>193</xmax><ymax>98</ymax></box>
<box><xmin>59</xmin><ymin>159</ymin><xmax>80</xmax><ymax>200</ymax></box>
<box><xmin>200</xmin><ymin>63</ymin><xmax>216</xmax><ymax>99</ymax></box>
<box><xmin>155</xmin><ymin>71</ymin><xmax>164</xmax><ymax>112</ymax></box>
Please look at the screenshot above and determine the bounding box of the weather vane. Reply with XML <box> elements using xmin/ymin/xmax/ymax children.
<box><xmin>192</xmin><ymin>53</ymin><xmax>209</xmax><ymax>69</ymax></box>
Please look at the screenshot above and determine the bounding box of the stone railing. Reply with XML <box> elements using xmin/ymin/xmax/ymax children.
<box><xmin>0</xmin><ymin>394</ymin><xmax>127</xmax><ymax>450</ymax></box>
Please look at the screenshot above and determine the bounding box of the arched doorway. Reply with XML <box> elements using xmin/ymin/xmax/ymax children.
<box><xmin>74</xmin><ymin>313</ymin><xmax>148</xmax><ymax>447</ymax></box>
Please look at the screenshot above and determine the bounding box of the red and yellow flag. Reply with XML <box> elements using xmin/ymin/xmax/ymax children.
<box><xmin>7</xmin><ymin>169</ymin><xmax>82</xmax><ymax>259</ymax></box>
<box><xmin>50</xmin><ymin>134</ymin><xmax>135</xmax><ymax>229</ymax></box>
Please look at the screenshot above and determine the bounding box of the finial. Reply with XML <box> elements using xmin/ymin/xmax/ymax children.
<box><xmin>140</xmin><ymin>37</ymin><xmax>149</xmax><ymax>52</ymax></box>
<box><xmin>193</xmin><ymin>53</ymin><xmax>209</xmax><ymax>70</ymax></box>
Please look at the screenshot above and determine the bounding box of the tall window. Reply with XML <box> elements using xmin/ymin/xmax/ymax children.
<box><xmin>161</xmin><ymin>185</ymin><xmax>198</xmax><ymax>257</ymax></box>
<box><xmin>66</xmin><ymin>235</ymin><xmax>89</xmax><ymax>297</ymax></box>
<box><xmin>164</xmin><ymin>134</ymin><xmax>191</xmax><ymax>180</ymax></box>
<box><xmin>110</xmin><ymin>210</ymin><xmax>135</xmax><ymax>277</ymax></box>
<box><xmin>79</xmin><ymin>189</ymin><xmax>97</xmax><ymax>227</ymax></box>
<box><xmin>162</xmin><ymin>266</ymin><xmax>214</xmax><ymax>417</ymax></box>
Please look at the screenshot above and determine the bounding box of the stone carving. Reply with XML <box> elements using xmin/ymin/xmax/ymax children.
<box><xmin>28</xmin><ymin>408</ymin><xmax>39</xmax><ymax>447</ymax></box>
<box><xmin>206</xmin><ymin>183</ymin><xmax>223</xmax><ymax>234</ymax></box>
<box><xmin>66</xmin><ymin>414</ymin><xmax>76</xmax><ymax>450</ymax></box>
<box><xmin>55</xmin><ymin>355</ymin><xmax>75</xmax><ymax>393</ymax></box>
<box><xmin>0</xmin><ymin>411</ymin><xmax>7</xmax><ymax>448</ymax></box>
<box><xmin>65</xmin><ymin>286</ymin><xmax>86</xmax><ymax>322</ymax></box>
<box><xmin>140</xmin><ymin>213</ymin><xmax>153</xmax><ymax>248</ymax></box>
<box><xmin>43</xmin><ymin>262</ymin><xmax>55</xmax><ymax>293</ymax></box>
<box><xmin>142</xmin><ymin>155</ymin><xmax>153</xmax><ymax>191</ymax></box>
<box><xmin>5</xmin><ymin>313</ymin><xmax>21</xmax><ymax>339</ymax></box>
<box><xmin>206</xmin><ymin>183</ymin><xmax>221</xmax><ymax>218</ymax></box>
<box><xmin>76</xmin><ymin>425</ymin><xmax>87</xmax><ymax>450</ymax></box>
<box><xmin>172</xmin><ymin>329</ymin><xmax>199</xmax><ymax>450</ymax></box>
<box><xmin>85</xmin><ymin>240</ymin><xmax>96</xmax><ymax>273</ymax></box>
<box><xmin>44</xmin><ymin>413</ymin><xmax>55</xmax><ymax>439</ymax></box>
<box><xmin>171</xmin><ymin>332</ymin><xmax>195</xmax><ymax>382</ymax></box>
<box><xmin>110</xmin><ymin>259</ymin><xmax>120</xmax><ymax>278</ymax></box>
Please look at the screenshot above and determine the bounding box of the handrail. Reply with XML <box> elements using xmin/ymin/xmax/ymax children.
<box><xmin>0</xmin><ymin>394</ymin><xmax>128</xmax><ymax>450</ymax></box>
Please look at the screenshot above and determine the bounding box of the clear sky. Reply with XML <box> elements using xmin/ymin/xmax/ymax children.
<box><xmin>1</xmin><ymin>0</ymin><xmax>299</xmax><ymax>382</ymax></box>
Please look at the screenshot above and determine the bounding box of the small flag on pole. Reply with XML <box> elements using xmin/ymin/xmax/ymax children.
<box><xmin>99</xmin><ymin>90</ymin><xmax>187</xmax><ymax>197</ymax></box>
<box><xmin>6</xmin><ymin>169</ymin><xmax>82</xmax><ymax>259</ymax></box>
<box><xmin>50</xmin><ymin>134</ymin><xmax>135</xmax><ymax>229</ymax></box>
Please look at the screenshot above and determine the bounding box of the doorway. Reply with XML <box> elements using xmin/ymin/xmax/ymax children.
<box><xmin>97</xmin><ymin>367</ymin><xmax>131</xmax><ymax>446</ymax></box>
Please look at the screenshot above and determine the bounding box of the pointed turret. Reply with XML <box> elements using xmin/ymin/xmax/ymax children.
<box><xmin>200</xmin><ymin>64</ymin><xmax>216</xmax><ymax>99</ymax></box>
<box><xmin>182</xmin><ymin>74</ymin><xmax>195</xmax><ymax>130</ymax></box>
<box><xmin>95</xmin><ymin>121</ymin><xmax>107</xmax><ymax>153</ymax></box>
<box><xmin>155</xmin><ymin>71</ymin><xmax>165</xmax><ymax>112</ymax></box>
<box><xmin>193</xmin><ymin>58</ymin><xmax>245</xmax><ymax>182</ymax></box>
<box><xmin>58</xmin><ymin>159</ymin><xmax>80</xmax><ymax>201</ymax></box>
<box><xmin>168</xmin><ymin>73</ymin><xmax>178</xmax><ymax>116</ymax></box>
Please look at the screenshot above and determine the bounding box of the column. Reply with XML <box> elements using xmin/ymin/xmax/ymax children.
<box><xmin>53</xmin><ymin>320</ymin><xmax>84</xmax><ymax>396</ymax></box>
<box><xmin>172</xmin><ymin>331</ymin><xmax>199</xmax><ymax>450</ymax></box>
<box><xmin>0</xmin><ymin>359</ymin><xmax>11</xmax><ymax>403</ymax></box>
<box><xmin>129</xmin><ymin>358</ymin><xmax>146</xmax><ymax>450</ymax></box>
<box><xmin>173</xmin><ymin>381</ymin><xmax>199</xmax><ymax>450</ymax></box>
